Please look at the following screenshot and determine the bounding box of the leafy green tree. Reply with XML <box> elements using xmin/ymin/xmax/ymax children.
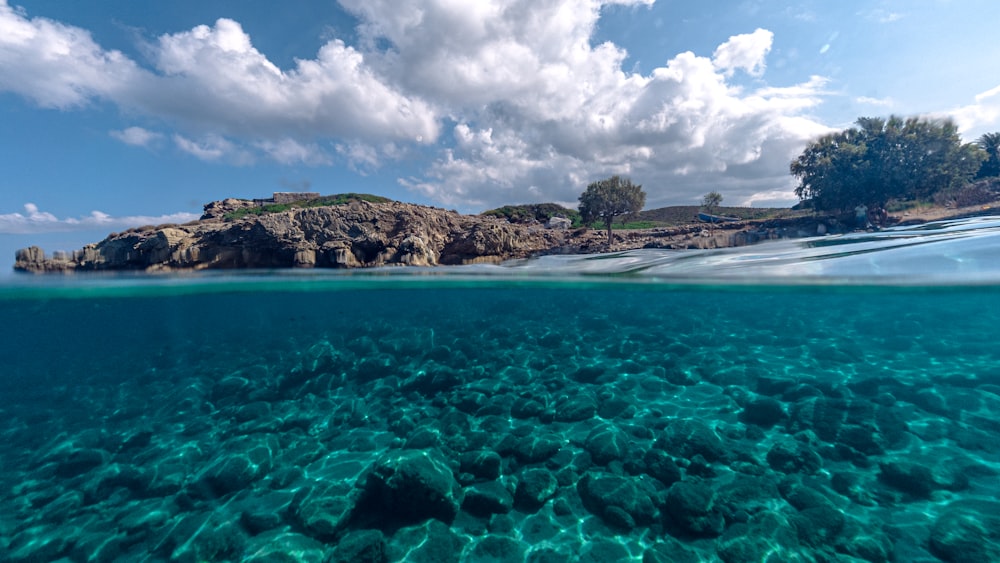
<box><xmin>702</xmin><ymin>191</ymin><xmax>723</xmax><ymax>214</ymax></box>
<box><xmin>578</xmin><ymin>175</ymin><xmax>646</xmax><ymax>245</ymax></box>
<box><xmin>977</xmin><ymin>132</ymin><xmax>1000</xmax><ymax>179</ymax></box>
<box><xmin>791</xmin><ymin>116</ymin><xmax>985</xmax><ymax>212</ymax></box>
<box><xmin>701</xmin><ymin>191</ymin><xmax>723</xmax><ymax>232</ymax></box>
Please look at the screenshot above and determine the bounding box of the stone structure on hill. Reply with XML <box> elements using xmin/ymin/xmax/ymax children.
<box><xmin>13</xmin><ymin>198</ymin><xmax>840</xmax><ymax>273</ymax></box>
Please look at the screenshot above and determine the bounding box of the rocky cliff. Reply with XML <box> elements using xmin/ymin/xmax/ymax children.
<box><xmin>14</xmin><ymin>198</ymin><xmax>845</xmax><ymax>273</ymax></box>
<box><xmin>14</xmin><ymin>199</ymin><xmax>580</xmax><ymax>273</ymax></box>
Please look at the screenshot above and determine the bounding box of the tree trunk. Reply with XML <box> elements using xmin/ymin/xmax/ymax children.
<box><xmin>605</xmin><ymin>218</ymin><xmax>613</xmax><ymax>246</ymax></box>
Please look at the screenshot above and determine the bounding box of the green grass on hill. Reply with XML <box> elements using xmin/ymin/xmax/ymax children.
<box><xmin>224</xmin><ymin>193</ymin><xmax>392</xmax><ymax>221</ymax></box>
<box><xmin>481</xmin><ymin>202</ymin><xmax>805</xmax><ymax>229</ymax></box>
<box><xmin>481</xmin><ymin>203</ymin><xmax>583</xmax><ymax>226</ymax></box>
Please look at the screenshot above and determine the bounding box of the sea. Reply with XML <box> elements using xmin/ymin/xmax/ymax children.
<box><xmin>3</xmin><ymin>217</ymin><xmax>1000</xmax><ymax>562</ymax></box>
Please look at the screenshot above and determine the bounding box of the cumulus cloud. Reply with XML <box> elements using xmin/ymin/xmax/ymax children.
<box><xmin>0</xmin><ymin>203</ymin><xmax>199</xmax><ymax>234</ymax></box>
<box><xmin>335</xmin><ymin>1</ymin><xmax>828</xmax><ymax>207</ymax></box>
<box><xmin>0</xmin><ymin>1</ymin><xmax>140</xmax><ymax>107</ymax></box>
<box><xmin>110</xmin><ymin>126</ymin><xmax>162</xmax><ymax>147</ymax></box>
<box><xmin>256</xmin><ymin>139</ymin><xmax>331</xmax><ymax>165</ymax></box>
<box><xmin>172</xmin><ymin>134</ymin><xmax>255</xmax><ymax>165</ymax></box>
<box><xmin>0</xmin><ymin>2</ymin><xmax>437</xmax><ymax>144</ymax></box>
<box><xmin>712</xmin><ymin>28</ymin><xmax>774</xmax><ymax>77</ymax></box>
<box><xmin>949</xmin><ymin>84</ymin><xmax>1000</xmax><ymax>138</ymax></box>
<box><xmin>856</xmin><ymin>96</ymin><xmax>894</xmax><ymax>108</ymax></box>
<box><xmin>0</xmin><ymin>0</ymin><xmax>834</xmax><ymax>210</ymax></box>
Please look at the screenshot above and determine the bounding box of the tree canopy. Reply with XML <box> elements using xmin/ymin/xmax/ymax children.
<box><xmin>791</xmin><ymin>116</ymin><xmax>985</xmax><ymax>212</ymax></box>
<box><xmin>977</xmin><ymin>132</ymin><xmax>1000</xmax><ymax>179</ymax></box>
<box><xmin>578</xmin><ymin>175</ymin><xmax>646</xmax><ymax>245</ymax></box>
<box><xmin>702</xmin><ymin>191</ymin><xmax>723</xmax><ymax>212</ymax></box>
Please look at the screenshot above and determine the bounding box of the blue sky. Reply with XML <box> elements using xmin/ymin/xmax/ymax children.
<box><xmin>2</xmin><ymin>0</ymin><xmax>1000</xmax><ymax>266</ymax></box>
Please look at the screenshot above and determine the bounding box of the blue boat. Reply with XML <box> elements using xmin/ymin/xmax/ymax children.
<box><xmin>698</xmin><ymin>212</ymin><xmax>741</xmax><ymax>223</ymax></box>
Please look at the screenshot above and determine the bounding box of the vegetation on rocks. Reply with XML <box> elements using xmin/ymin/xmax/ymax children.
<box><xmin>578</xmin><ymin>176</ymin><xmax>647</xmax><ymax>245</ymax></box>
<box><xmin>223</xmin><ymin>193</ymin><xmax>392</xmax><ymax>221</ymax></box>
<box><xmin>481</xmin><ymin>203</ymin><xmax>582</xmax><ymax>226</ymax></box>
<box><xmin>791</xmin><ymin>116</ymin><xmax>985</xmax><ymax>212</ymax></box>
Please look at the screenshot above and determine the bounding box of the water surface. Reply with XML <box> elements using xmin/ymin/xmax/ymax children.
<box><xmin>2</xmin><ymin>218</ymin><xmax>1000</xmax><ymax>562</ymax></box>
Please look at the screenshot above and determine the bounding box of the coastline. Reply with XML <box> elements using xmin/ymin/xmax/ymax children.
<box><xmin>12</xmin><ymin>200</ymin><xmax>998</xmax><ymax>274</ymax></box>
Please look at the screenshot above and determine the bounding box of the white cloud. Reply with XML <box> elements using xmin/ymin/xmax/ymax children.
<box><xmin>0</xmin><ymin>3</ymin><xmax>437</xmax><ymax>145</ymax></box>
<box><xmin>0</xmin><ymin>0</ymin><xmax>834</xmax><ymax>210</ymax></box>
<box><xmin>0</xmin><ymin>203</ymin><xmax>199</xmax><ymax>234</ymax></box>
<box><xmin>856</xmin><ymin>96</ymin><xmax>894</xmax><ymax>108</ymax></box>
<box><xmin>860</xmin><ymin>9</ymin><xmax>904</xmax><ymax>24</ymax></box>
<box><xmin>335</xmin><ymin>141</ymin><xmax>382</xmax><ymax>173</ymax></box>
<box><xmin>110</xmin><ymin>126</ymin><xmax>162</xmax><ymax>147</ymax></box>
<box><xmin>256</xmin><ymin>138</ymin><xmax>331</xmax><ymax>165</ymax></box>
<box><xmin>947</xmin><ymin>84</ymin><xmax>1000</xmax><ymax>138</ymax></box>
<box><xmin>173</xmin><ymin>133</ymin><xmax>254</xmax><ymax>165</ymax></box>
<box><xmin>712</xmin><ymin>28</ymin><xmax>774</xmax><ymax>77</ymax></box>
<box><xmin>0</xmin><ymin>1</ymin><xmax>140</xmax><ymax>107</ymax></box>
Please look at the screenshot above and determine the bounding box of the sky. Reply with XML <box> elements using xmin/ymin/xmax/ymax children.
<box><xmin>2</xmin><ymin>0</ymin><xmax>1000</xmax><ymax>265</ymax></box>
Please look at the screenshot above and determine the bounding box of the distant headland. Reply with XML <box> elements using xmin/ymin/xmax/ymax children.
<box><xmin>12</xmin><ymin>192</ymin><xmax>996</xmax><ymax>273</ymax></box>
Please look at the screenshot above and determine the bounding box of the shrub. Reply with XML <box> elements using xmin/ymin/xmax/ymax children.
<box><xmin>223</xmin><ymin>193</ymin><xmax>392</xmax><ymax>221</ymax></box>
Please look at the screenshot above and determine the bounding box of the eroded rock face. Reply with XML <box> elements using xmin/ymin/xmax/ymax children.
<box><xmin>14</xmin><ymin>200</ymin><xmax>570</xmax><ymax>272</ymax></box>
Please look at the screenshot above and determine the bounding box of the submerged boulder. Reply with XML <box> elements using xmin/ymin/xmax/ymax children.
<box><xmin>353</xmin><ymin>449</ymin><xmax>462</xmax><ymax>528</ymax></box>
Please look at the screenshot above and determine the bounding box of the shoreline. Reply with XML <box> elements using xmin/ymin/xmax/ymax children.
<box><xmin>13</xmin><ymin>201</ymin><xmax>998</xmax><ymax>274</ymax></box>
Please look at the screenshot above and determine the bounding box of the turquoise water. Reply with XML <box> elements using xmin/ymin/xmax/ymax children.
<box><xmin>3</xmin><ymin>219</ymin><xmax>1000</xmax><ymax>562</ymax></box>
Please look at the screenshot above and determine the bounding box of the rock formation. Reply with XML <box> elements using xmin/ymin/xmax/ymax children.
<box><xmin>14</xmin><ymin>199</ymin><xmax>577</xmax><ymax>273</ymax></box>
<box><xmin>13</xmin><ymin>197</ymin><xmax>844</xmax><ymax>273</ymax></box>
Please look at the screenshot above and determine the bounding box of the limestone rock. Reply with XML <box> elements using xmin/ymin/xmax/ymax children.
<box><xmin>353</xmin><ymin>449</ymin><xmax>462</xmax><ymax>527</ymax></box>
<box><xmin>14</xmin><ymin>200</ymin><xmax>570</xmax><ymax>272</ymax></box>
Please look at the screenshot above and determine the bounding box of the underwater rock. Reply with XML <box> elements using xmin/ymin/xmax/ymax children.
<box><xmin>388</xmin><ymin>519</ymin><xmax>468</xmax><ymax>563</ymax></box>
<box><xmin>766</xmin><ymin>440</ymin><xmax>822</xmax><ymax>474</ymax></box>
<box><xmin>578</xmin><ymin>538</ymin><xmax>631</xmax><ymax>563</ymax></box>
<box><xmin>294</xmin><ymin>482</ymin><xmax>357</xmax><ymax>540</ymax></box>
<box><xmin>553</xmin><ymin>394</ymin><xmax>598</xmax><ymax>422</ymax></box>
<box><xmin>462</xmin><ymin>481</ymin><xmax>514</xmax><ymax>516</ymax></box>
<box><xmin>928</xmin><ymin>501</ymin><xmax>1000</xmax><ymax>562</ymax></box>
<box><xmin>877</xmin><ymin>459</ymin><xmax>968</xmax><ymax>498</ymax></box>
<box><xmin>642</xmin><ymin>537</ymin><xmax>704</xmax><ymax>563</ymax></box>
<box><xmin>55</xmin><ymin>448</ymin><xmax>107</xmax><ymax>478</ymax></box>
<box><xmin>468</xmin><ymin>535</ymin><xmax>527</xmax><ymax>563</ymax></box>
<box><xmin>571</xmin><ymin>365</ymin><xmax>606</xmax><ymax>383</ymax></box>
<box><xmin>354</xmin><ymin>449</ymin><xmax>461</xmax><ymax>527</ymax></box>
<box><xmin>642</xmin><ymin>449</ymin><xmax>682</xmax><ymax>487</ymax></box>
<box><xmin>714</xmin><ymin>512</ymin><xmax>803</xmax><ymax>563</ymax></box>
<box><xmin>663</xmin><ymin>480</ymin><xmax>725</xmax><ymax>538</ymax></box>
<box><xmin>661</xmin><ymin>419</ymin><xmax>727</xmax><ymax>463</ymax></box>
<box><xmin>243</xmin><ymin>531</ymin><xmax>329</xmax><ymax>563</ymax></box>
<box><xmin>510</xmin><ymin>397</ymin><xmax>546</xmax><ymax>419</ymax></box>
<box><xmin>196</xmin><ymin>447</ymin><xmax>273</xmax><ymax>497</ymax></box>
<box><xmin>458</xmin><ymin>450</ymin><xmax>502</xmax><ymax>481</ymax></box>
<box><xmin>577</xmin><ymin>472</ymin><xmax>658</xmax><ymax>529</ymax></box>
<box><xmin>830</xmin><ymin>471</ymin><xmax>877</xmax><ymax>506</ymax></box>
<box><xmin>512</xmin><ymin>434</ymin><xmax>563</xmax><ymax>464</ymax></box>
<box><xmin>715</xmin><ymin>475</ymin><xmax>782</xmax><ymax>517</ymax></box>
<box><xmin>791</xmin><ymin>504</ymin><xmax>846</xmax><ymax>548</ymax></box>
<box><xmin>739</xmin><ymin>396</ymin><xmax>786</xmax><ymax>427</ymax></box>
<box><xmin>330</xmin><ymin>529</ymin><xmax>389</xmax><ymax>563</ymax></box>
<box><xmin>164</xmin><ymin>517</ymin><xmax>246</xmax><ymax>563</ymax></box>
<box><xmin>514</xmin><ymin>468</ymin><xmax>559</xmax><ymax>511</ymax></box>
<box><xmin>584</xmin><ymin>424</ymin><xmax>630</xmax><ymax>465</ymax></box>
<box><xmin>6</xmin><ymin>525</ymin><xmax>75</xmax><ymax>563</ymax></box>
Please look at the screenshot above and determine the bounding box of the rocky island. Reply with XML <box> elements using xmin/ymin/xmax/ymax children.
<box><xmin>14</xmin><ymin>193</ymin><xmax>989</xmax><ymax>274</ymax></box>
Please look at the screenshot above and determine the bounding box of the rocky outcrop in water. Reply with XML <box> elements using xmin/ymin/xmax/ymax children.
<box><xmin>14</xmin><ymin>198</ymin><xmax>850</xmax><ymax>273</ymax></box>
<box><xmin>14</xmin><ymin>199</ymin><xmax>577</xmax><ymax>272</ymax></box>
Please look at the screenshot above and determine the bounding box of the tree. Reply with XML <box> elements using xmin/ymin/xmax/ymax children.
<box><xmin>578</xmin><ymin>175</ymin><xmax>646</xmax><ymax>245</ymax></box>
<box><xmin>977</xmin><ymin>132</ymin><xmax>1000</xmax><ymax>179</ymax></box>
<box><xmin>791</xmin><ymin>115</ymin><xmax>985</xmax><ymax>212</ymax></box>
<box><xmin>701</xmin><ymin>191</ymin><xmax>723</xmax><ymax>233</ymax></box>
<box><xmin>702</xmin><ymin>191</ymin><xmax>723</xmax><ymax>214</ymax></box>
